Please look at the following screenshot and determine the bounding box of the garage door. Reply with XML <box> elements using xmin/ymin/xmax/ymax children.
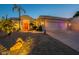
<box><xmin>45</xmin><ymin>22</ymin><xmax>61</xmax><ymax>31</ymax></box>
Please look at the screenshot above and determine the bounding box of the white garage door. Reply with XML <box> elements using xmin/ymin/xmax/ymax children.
<box><xmin>46</xmin><ymin>22</ymin><xmax>61</xmax><ymax>31</ymax></box>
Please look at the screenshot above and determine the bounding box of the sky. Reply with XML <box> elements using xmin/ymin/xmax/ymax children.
<box><xmin>0</xmin><ymin>4</ymin><xmax>79</xmax><ymax>19</ymax></box>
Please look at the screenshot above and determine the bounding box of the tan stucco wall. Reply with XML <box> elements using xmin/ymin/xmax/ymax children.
<box><xmin>71</xmin><ymin>17</ymin><xmax>79</xmax><ymax>31</ymax></box>
<box><xmin>71</xmin><ymin>22</ymin><xmax>79</xmax><ymax>31</ymax></box>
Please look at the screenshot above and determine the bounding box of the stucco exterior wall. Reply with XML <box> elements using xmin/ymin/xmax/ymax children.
<box><xmin>71</xmin><ymin>17</ymin><xmax>79</xmax><ymax>31</ymax></box>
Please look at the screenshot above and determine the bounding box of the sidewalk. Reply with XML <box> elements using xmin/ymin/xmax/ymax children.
<box><xmin>47</xmin><ymin>30</ymin><xmax>79</xmax><ymax>52</ymax></box>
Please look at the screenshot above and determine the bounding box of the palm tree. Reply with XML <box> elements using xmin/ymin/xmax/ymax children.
<box><xmin>5</xmin><ymin>14</ymin><xmax>8</xmax><ymax>20</ymax></box>
<box><xmin>12</xmin><ymin>4</ymin><xmax>26</xmax><ymax>30</ymax></box>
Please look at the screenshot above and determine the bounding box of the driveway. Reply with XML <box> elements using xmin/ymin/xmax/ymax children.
<box><xmin>29</xmin><ymin>32</ymin><xmax>79</xmax><ymax>55</ymax></box>
<box><xmin>47</xmin><ymin>30</ymin><xmax>79</xmax><ymax>52</ymax></box>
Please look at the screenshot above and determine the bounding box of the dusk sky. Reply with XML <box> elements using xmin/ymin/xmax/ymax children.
<box><xmin>0</xmin><ymin>4</ymin><xmax>79</xmax><ymax>18</ymax></box>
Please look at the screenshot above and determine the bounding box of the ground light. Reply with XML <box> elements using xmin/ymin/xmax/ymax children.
<box><xmin>10</xmin><ymin>37</ymin><xmax>33</xmax><ymax>55</ymax></box>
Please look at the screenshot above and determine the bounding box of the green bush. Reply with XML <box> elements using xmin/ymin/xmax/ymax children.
<box><xmin>0</xmin><ymin>20</ymin><xmax>15</xmax><ymax>34</ymax></box>
<box><xmin>37</xmin><ymin>25</ymin><xmax>42</xmax><ymax>31</ymax></box>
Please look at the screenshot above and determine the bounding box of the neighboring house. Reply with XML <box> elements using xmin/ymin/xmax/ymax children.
<box><xmin>71</xmin><ymin>16</ymin><xmax>79</xmax><ymax>31</ymax></box>
<box><xmin>36</xmin><ymin>15</ymin><xmax>71</xmax><ymax>32</ymax></box>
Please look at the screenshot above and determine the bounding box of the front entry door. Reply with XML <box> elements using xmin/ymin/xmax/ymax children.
<box><xmin>22</xmin><ymin>20</ymin><xmax>29</xmax><ymax>31</ymax></box>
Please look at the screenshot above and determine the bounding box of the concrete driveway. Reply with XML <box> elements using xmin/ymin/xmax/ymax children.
<box><xmin>47</xmin><ymin>30</ymin><xmax>79</xmax><ymax>52</ymax></box>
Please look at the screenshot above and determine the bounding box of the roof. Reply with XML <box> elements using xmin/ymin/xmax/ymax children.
<box><xmin>37</xmin><ymin>15</ymin><xmax>70</xmax><ymax>21</ymax></box>
<box><xmin>9</xmin><ymin>15</ymin><xmax>34</xmax><ymax>21</ymax></box>
<box><xmin>20</xmin><ymin>15</ymin><xmax>33</xmax><ymax>20</ymax></box>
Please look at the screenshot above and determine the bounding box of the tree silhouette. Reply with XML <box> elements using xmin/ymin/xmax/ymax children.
<box><xmin>73</xmin><ymin>11</ymin><xmax>79</xmax><ymax>18</ymax></box>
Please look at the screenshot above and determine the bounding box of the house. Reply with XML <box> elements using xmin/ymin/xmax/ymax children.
<box><xmin>10</xmin><ymin>15</ymin><xmax>33</xmax><ymax>32</ymax></box>
<box><xmin>36</xmin><ymin>15</ymin><xmax>71</xmax><ymax>32</ymax></box>
<box><xmin>20</xmin><ymin>15</ymin><xmax>33</xmax><ymax>32</ymax></box>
